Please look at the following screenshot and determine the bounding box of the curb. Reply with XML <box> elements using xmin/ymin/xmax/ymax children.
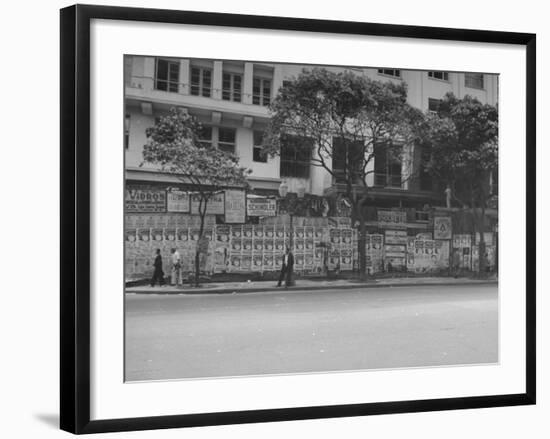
<box><xmin>126</xmin><ymin>280</ymin><xmax>498</xmax><ymax>295</ymax></box>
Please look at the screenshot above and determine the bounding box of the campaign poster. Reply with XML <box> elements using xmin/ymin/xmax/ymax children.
<box><xmin>230</xmin><ymin>238</ymin><xmax>242</xmax><ymax>252</ymax></box>
<box><xmin>314</xmin><ymin>228</ymin><xmax>324</xmax><ymax>241</ymax></box>
<box><xmin>231</xmin><ymin>225</ymin><xmax>243</xmax><ymax>239</ymax></box>
<box><xmin>294</xmin><ymin>239</ymin><xmax>305</xmax><ymax>252</ymax></box>
<box><xmin>241</xmin><ymin>255</ymin><xmax>252</xmax><ymax>272</ymax></box>
<box><xmin>151</xmin><ymin>229</ymin><xmax>164</xmax><ymax>244</ymax></box>
<box><xmin>253</xmin><ymin>239</ymin><xmax>264</xmax><ymax>252</ymax></box>
<box><xmin>264</xmin><ymin>226</ymin><xmax>275</xmax><ymax>239</ymax></box>
<box><xmin>263</xmin><ymin>254</ymin><xmax>274</xmax><ymax>271</ymax></box>
<box><xmin>275</xmin><ymin>226</ymin><xmax>285</xmax><ymax>239</ymax></box>
<box><xmin>305</xmin><ymin>238</ymin><xmax>315</xmax><ymax>252</ymax></box>
<box><xmin>263</xmin><ymin>238</ymin><xmax>274</xmax><ymax>252</ymax></box>
<box><xmin>229</xmin><ymin>255</ymin><xmax>242</xmax><ymax>272</ymax></box>
<box><xmin>328</xmin><ymin>249</ymin><xmax>340</xmax><ymax>269</ymax></box>
<box><xmin>177</xmin><ymin>228</ymin><xmax>189</xmax><ymax>242</ymax></box>
<box><xmin>341</xmin><ymin>229</ymin><xmax>353</xmax><ymax>246</ymax></box>
<box><xmin>242</xmin><ymin>238</ymin><xmax>253</xmax><ymax>253</ymax></box>
<box><xmin>242</xmin><ymin>225</ymin><xmax>254</xmax><ymax>239</ymax></box>
<box><xmin>329</xmin><ymin>228</ymin><xmax>341</xmax><ymax>245</ymax></box>
<box><xmin>215</xmin><ymin>225</ymin><xmax>230</xmax><ymax>243</ymax></box>
<box><xmin>214</xmin><ymin>247</ymin><xmax>229</xmax><ymax>273</ymax></box>
<box><xmin>340</xmin><ymin>249</ymin><xmax>353</xmax><ymax>270</ymax></box>
<box><xmin>305</xmin><ymin>227</ymin><xmax>314</xmax><ymax>239</ymax></box>
<box><xmin>371</xmin><ymin>234</ymin><xmax>383</xmax><ymax>251</ymax></box>
<box><xmin>295</xmin><ymin>227</ymin><xmax>305</xmax><ymax>239</ymax></box>
<box><xmin>295</xmin><ymin>253</ymin><xmax>305</xmax><ymax>269</ymax></box>
<box><xmin>253</xmin><ymin>226</ymin><xmax>264</xmax><ymax>239</ymax></box>
<box><xmin>164</xmin><ymin>228</ymin><xmax>176</xmax><ymax>242</ymax></box>
<box><xmin>275</xmin><ymin>239</ymin><xmax>285</xmax><ymax>252</ymax></box>
<box><xmin>126</xmin><ymin>229</ymin><xmax>137</xmax><ymax>244</ymax></box>
<box><xmin>138</xmin><ymin>228</ymin><xmax>151</xmax><ymax>243</ymax></box>
<box><xmin>274</xmin><ymin>254</ymin><xmax>284</xmax><ymax>270</ymax></box>
<box><xmin>434</xmin><ymin>216</ymin><xmax>452</xmax><ymax>240</ymax></box>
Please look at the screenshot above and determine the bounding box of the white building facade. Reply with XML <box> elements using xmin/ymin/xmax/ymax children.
<box><xmin>125</xmin><ymin>56</ymin><xmax>497</xmax><ymax>205</ymax></box>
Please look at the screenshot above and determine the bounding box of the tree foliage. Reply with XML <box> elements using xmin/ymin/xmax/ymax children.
<box><xmin>262</xmin><ymin>68</ymin><xmax>423</xmax><ymax>278</ymax></box>
<box><xmin>420</xmin><ymin>93</ymin><xmax>498</xmax><ymax>273</ymax></box>
<box><xmin>142</xmin><ymin>107</ymin><xmax>250</xmax><ymax>285</ymax></box>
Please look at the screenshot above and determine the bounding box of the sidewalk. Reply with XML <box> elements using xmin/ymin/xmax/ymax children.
<box><xmin>126</xmin><ymin>275</ymin><xmax>497</xmax><ymax>295</ymax></box>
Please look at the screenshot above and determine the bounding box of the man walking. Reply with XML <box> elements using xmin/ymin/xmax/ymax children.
<box><xmin>277</xmin><ymin>246</ymin><xmax>294</xmax><ymax>288</ymax></box>
<box><xmin>151</xmin><ymin>248</ymin><xmax>165</xmax><ymax>287</ymax></box>
<box><xmin>170</xmin><ymin>248</ymin><xmax>182</xmax><ymax>286</ymax></box>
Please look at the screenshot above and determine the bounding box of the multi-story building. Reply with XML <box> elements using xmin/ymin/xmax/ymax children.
<box><xmin>124</xmin><ymin>56</ymin><xmax>497</xmax><ymax>209</ymax></box>
<box><xmin>124</xmin><ymin>56</ymin><xmax>498</xmax><ymax>279</ymax></box>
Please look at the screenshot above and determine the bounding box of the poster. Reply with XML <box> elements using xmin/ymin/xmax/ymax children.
<box><xmin>434</xmin><ymin>216</ymin><xmax>452</xmax><ymax>239</ymax></box>
<box><xmin>125</xmin><ymin>187</ymin><xmax>166</xmax><ymax>213</ymax></box>
<box><xmin>377</xmin><ymin>210</ymin><xmax>407</xmax><ymax>228</ymax></box>
<box><xmin>247</xmin><ymin>197</ymin><xmax>277</xmax><ymax>216</ymax></box>
<box><xmin>190</xmin><ymin>192</ymin><xmax>225</xmax><ymax>215</ymax></box>
<box><xmin>225</xmin><ymin>189</ymin><xmax>246</xmax><ymax>223</ymax></box>
<box><xmin>167</xmin><ymin>190</ymin><xmax>190</xmax><ymax>213</ymax></box>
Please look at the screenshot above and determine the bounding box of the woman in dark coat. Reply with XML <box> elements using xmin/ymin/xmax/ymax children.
<box><xmin>151</xmin><ymin>248</ymin><xmax>165</xmax><ymax>286</ymax></box>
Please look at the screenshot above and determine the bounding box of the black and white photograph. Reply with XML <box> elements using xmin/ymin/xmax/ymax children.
<box><xmin>124</xmin><ymin>57</ymin><xmax>500</xmax><ymax>382</ymax></box>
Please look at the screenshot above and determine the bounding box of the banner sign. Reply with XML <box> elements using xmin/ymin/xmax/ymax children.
<box><xmin>167</xmin><ymin>190</ymin><xmax>190</xmax><ymax>213</ymax></box>
<box><xmin>377</xmin><ymin>210</ymin><xmax>407</xmax><ymax>228</ymax></box>
<box><xmin>190</xmin><ymin>192</ymin><xmax>225</xmax><ymax>215</ymax></box>
<box><xmin>247</xmin><ymin>197</ymin><xmax>277</xmax><ymax>217</ymax></box>
<box><xmin>385</xmin><ymin>230</ymin><xmax>408</xmax><ymax>245</ymax></box>
<box><xmin>434</xmin><ymin>216</ymin><xmax>452</xmax><ymax>239</ymax></box>
<box><xmin>125</xmin><ymin>187</ymin><xmax>166</xmax><ymax>212</ymax></box>
<box><xmin>225</xmin><ymin>190</ymin><xmax>246</xmax><ymax>223</ymax></box>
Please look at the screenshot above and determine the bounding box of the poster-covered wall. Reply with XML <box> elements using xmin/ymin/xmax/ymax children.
<box><xmin>125</xmin><ymin>214</ymin><xmax>497</xmax><ymax>280</ymax></box>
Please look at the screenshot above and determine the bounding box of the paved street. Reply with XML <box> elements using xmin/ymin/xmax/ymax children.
<box><xmin>125</xmin><ymin>284</ymin><xmax>498</xmax><ymax>381</ymax></box>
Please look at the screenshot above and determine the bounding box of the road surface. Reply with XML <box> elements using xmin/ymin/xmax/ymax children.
<box><xmin>125</xmin><ymin>284</ymin><xmax>498</xmax><ymax>381</ymax></box>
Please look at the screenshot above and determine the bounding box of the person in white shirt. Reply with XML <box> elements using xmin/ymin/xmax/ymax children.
<box><xmin>170</xmin><ymin>248</ymin><xmax>182</xmax><ymax>286</ymax></box>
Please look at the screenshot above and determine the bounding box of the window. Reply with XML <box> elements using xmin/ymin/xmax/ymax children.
<box><xmin>253</xmin><ymin>77</ymin><xmax>271</xmax><ymax>106</ymax></box>
<box><xmin>253</xmin><ymin>131</ymin><xmax>267</xmax><ymax>162</ymax></box>
<box><xmin>332</xmin><ymin>137</ymin><xmax>364</xmax><ymax>184</ymax></box>
<box><xmin>222</xmin><ymin>72</ymin><xmax>242</xmax><ymax>102</ymax></box>
<box><xmin>155</xmin><ymin>59</ymin><xmax>179</xmax><ymax>92</ymax></box>
<box><xmin>198</xmin><ymin>126</ymin><xmax>212</xmax><ymax>148</ymax></box>
<box><xmin>190</xmin><ymin>67</ymin><xmax>212</xmax><ymax>97</ymax></box>
<box><xmin>428</xmin><ymin>71</ymin><xmax>449</xmax><ymax>81</ymax></box>
<box><xmin>374</xmin><ymin>142</ymin><xmax>402</xmax><ymax>188</ymax></box>
<box><xmin>465</xmin><ymin>73</ymin><xmax>484</xmax><ymax>89</ymax></box>
<box><xmin>124</xmin><ymin>114</ymin><xmax>130</xmax><ymax>149</ymax></box>
<box><xmin>218</xmin><ymin>128</ymin><xmax>236</xmax><ymax>154</ymax></box>
<box><xmin>280</xmin><ymin>134</ymin><xmax>312</xmax><ymax>178</ymax></box>
<box><xmin>428</xmin><ymin>98</ymin><xmax>442</xmax><ymax>114</ymax></box>
<box><xmin>377</xmin><ymin>69</ymin><xmax>401</xmax><ymax>78</ymax></box>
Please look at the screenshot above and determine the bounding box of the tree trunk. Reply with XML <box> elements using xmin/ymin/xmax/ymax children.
<box><xmin>195</xmin><ymin>197</ymin><xmax>207</xmax><ymax>287</ymax></box>
<box><xmin>358</xmin><ymin>215</ymin><xmax>367</xmax><ymax>280</ymax></box>
<box><xmin>477</xmin><ymin>206</ymin><xmax>487</xmax><ymax>276</ymax></box>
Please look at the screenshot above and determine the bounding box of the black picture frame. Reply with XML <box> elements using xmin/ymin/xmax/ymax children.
<box><xmin>60</xmin><ymin>4</ymin><xmax>536</xmax><ymax>434</ymax></box>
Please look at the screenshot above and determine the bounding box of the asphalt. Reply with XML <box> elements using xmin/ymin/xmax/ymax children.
<box><xmin>126</xmin><ymin>276</ymin><xmax>497</xmax><ymax>295</ymax></box>
<box><xmin>125</xmin><ymin>283</ymin><xmax>498</xmax><ymax>381</ymax></box>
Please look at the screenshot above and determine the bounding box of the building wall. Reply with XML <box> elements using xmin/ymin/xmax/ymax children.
<box><xmin>125</xmin><ymin>56</ymin><xmax>498</xmax><ymax>196</ymax></box>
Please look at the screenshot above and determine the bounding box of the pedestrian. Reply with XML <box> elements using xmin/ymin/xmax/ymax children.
<box><xmin>451</xmin><ymin>248</ymin><xmax>461</xmax><ymax>278</ymax></box>
<box><xmin>151</xmin><ymin>248</ymin><xmax>165</xmax><ymax>287</ymax></box>
<box><xmin>170</xmin><ymin>248</ymin><xmax>182</xmax><ymax>285</ymax></box>
<box><xmin>277</xmin><ymin>246</ymin><xmax>294</xmax><ymax>288</ymax></box>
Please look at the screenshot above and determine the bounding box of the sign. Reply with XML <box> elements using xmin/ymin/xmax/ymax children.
<box><xmin>190</xmin><ymin>192</ymin><xmax>225</xmax><ymax>215</ymax></box>
<box><xmin>167</xmin><ymin>190</ymin><xmax>190</xmax><ymax>213</ymax></box>
<box><xmin>434</xmin><ymin>216</ymin><xmax>452</xmax><ymax>239</ymax></box>
<box><xmin>377</xmin><ymin>210</ymin><xmax>407</xmax><ymax>228</ymax></box>
<box><xmin>385</xmin><ymin>230</ymin><xmax>408</xmax><ymax>245</ymax></box>
<box><xmin>225</xmin><ymin>190</ymin><xmax>246</xmax><ymax>223</ymax></box>
<box><xmin>247</xmin><ymin>197</ymin><xmax>276</xmax><ymax>217</ymax></box>
<box><xmin>125</xmin><ymin>187</ymin><xmax>166</xmax><ymax>212</ymax></box>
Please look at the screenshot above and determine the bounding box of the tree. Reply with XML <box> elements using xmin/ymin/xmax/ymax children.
<box><xmin>142</xmin><ymin>107</ymin><xmax>250</xmax><ymax>286</ymax></box>
<box><xmin>421</xmin><ymin>93</ymin><xmax>498</xmax><ymax>274</ymax></box>
<box><xmin>262</xmin><ymin>68</ymin><xmax>422</xmax><ymax>278</ymax></box>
